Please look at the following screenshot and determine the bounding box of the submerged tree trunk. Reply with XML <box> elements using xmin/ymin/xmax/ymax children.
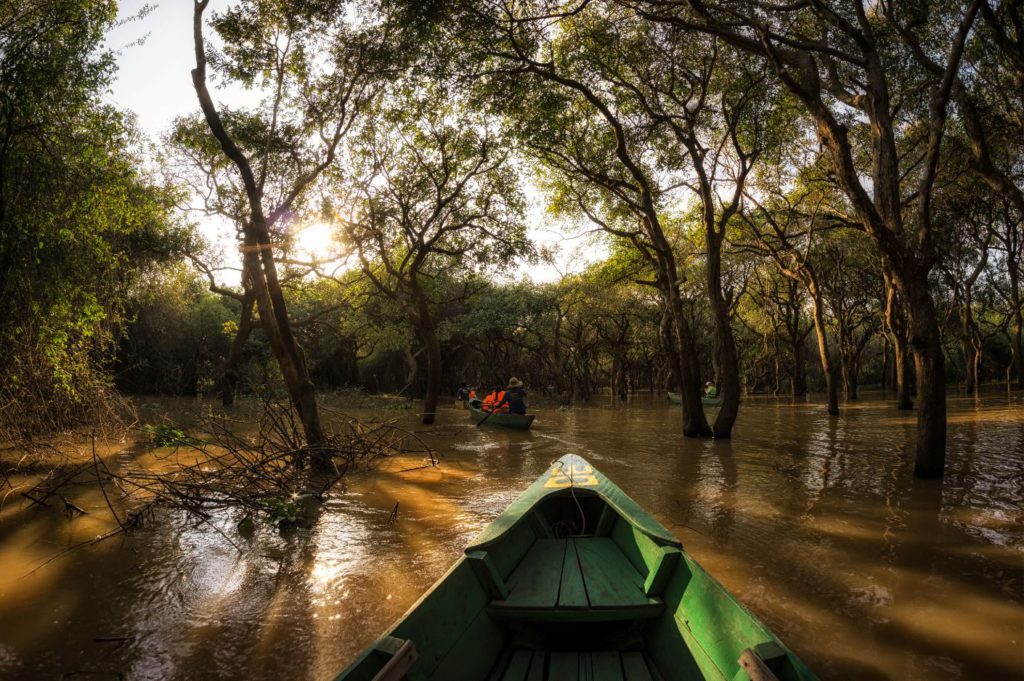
<box><xmin>661</xmin><ymin>261</ymin><xmax>711</xmax><ymax>437</ymax></box>
<box><xmin>901</xmin><ymin>271</ymin><xmax>947</xmax><ymax>479</ymax></box>
<box><xmin>706</xmin><ymin>231</ymin><xmax>740</xmax><ymax>438</ymax></box>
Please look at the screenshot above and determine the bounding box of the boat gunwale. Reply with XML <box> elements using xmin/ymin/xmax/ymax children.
<box><xmin>465</xmin><ymin>454</ymin><xmax>680</xmax><ymax>552</ymax></box>
<box><xmin>467</xmin><ymin>398</ymin><xmax>536</xmax><ymax>428</ymax></box>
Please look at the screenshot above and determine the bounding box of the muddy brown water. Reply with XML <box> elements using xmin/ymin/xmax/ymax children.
<box><xmin>0</xmin><ymin>393</ymin><xmax>1021</xmax><ymax>680</ymax></box>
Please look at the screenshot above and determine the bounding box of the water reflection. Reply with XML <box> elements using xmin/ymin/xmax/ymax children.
<box><xmin>0</xmin><ymin>392</ymin><xmax>1020</xmax><ymax>679</ymax></box>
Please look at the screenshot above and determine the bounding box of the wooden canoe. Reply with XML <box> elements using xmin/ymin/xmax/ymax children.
<box><xmin>468</xmin><ymin>398</ymin><xmax>535</xmax><ymax>430</ymax></box>
<box><xmin>336</xmin><ymin>455</ymin><xmax>817</xmax><ymax>681</ymax></box>
<box><xmin>668</xmin><ymin>392</ymin><xmax>723</xmax><ymax>407</ymax></box>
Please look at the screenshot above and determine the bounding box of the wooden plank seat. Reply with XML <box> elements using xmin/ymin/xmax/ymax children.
<box><xmin>494</xmin><ymin>649</ymin><xmax>661</xmax><ymax>681</ymax></box>
<box><xmin>485</xmin><ymin>538</ymin><xmax>666</xmax><ymax>622</ymax></box>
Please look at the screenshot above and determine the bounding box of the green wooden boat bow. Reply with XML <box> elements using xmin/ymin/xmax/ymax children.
<box><xmin>336</xmin><ymin>455</ymin><xmax>817</xmax><ymax>681</ymax></box>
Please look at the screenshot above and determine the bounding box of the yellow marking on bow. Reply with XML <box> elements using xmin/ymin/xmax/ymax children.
<box><xmin>544</xmin><ymin>461</ymin><xmax>598</xmax><ymax>488</ymax></box>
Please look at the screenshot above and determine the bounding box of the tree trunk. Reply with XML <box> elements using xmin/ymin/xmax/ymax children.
<box><xmin>880</xmin><ymin>336</ymin><xmax>889</xmax><ymax>392</ymax></box>
<box><xmin>245</xmin><ymin>230</ymin><xmax>326</xmax><ymax>456</ymax></box>
<box><xmin>664</xmin><ymin>272</ymin><xmax>711</xmax><ymax>436</ymax></box>
<box><xmin>221</xmin><ymin>290</ymin><xmax>255</xmax><ymax>407</ymax></box>
<box><xmin>902</xmin><ymin>273</ymin><xmax>947</xmax><ymax>478</ymax></box>
<box><xmin>792</xmin><ymin>339</ymin><xmax>807</xmax><ymax>397</ymax></box>
<box><xmin>659</xmin><ymin>309</ymin><xmax>683</xmax><ymax>399</ymax></box>
<box><xmin>807</xmin><ymin>278</ymin><xmax>839</xmax><ymax>416</ymax></box>
<box><xmin>884</xmin><ymin>269</ymin><xmax>914</xmax><ymax>409</ymax></box>
<box><xmin>840</xmin><ymin>352</ymin><xmax>858</xmax><ymax>401</ymax></box>
<box><xmin>1008</xmin><ymin>258</ymin><xmax>1024</xmax><ymax>389</ymax></box>
<box><xmin>419</xmin><ymin>324</ymin><xmax>442</xmax><ymax>425</ymax></box>
<box><xmin>960</xmin><ymin>298</ymin><xmax>978</xmax><ymax>395</ymax></box>
<box><xmin>191</xmin><ymin>5</ymin><xmax>327</xmax><ymax>470</ymax></box>
<box><xmin>707</xmin><ymin>232</ymin><xmax>740</xmax><ymax>438</ymax></box>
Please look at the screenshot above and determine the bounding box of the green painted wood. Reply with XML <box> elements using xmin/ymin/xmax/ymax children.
<box><xmin>489</xmin><ymin>521</ymin><xmax>536</xmax><ymax>580</ymax></box>
<box><xmin>753</xmin><ymin>641</ymin><xmax>786</xmax><ymax>666</ymax></box>
<box><xmin>667</xmin><ymin>392</ymin><xmax>682</xmax><ymax>404</ymax></box>
<box><xmin>337</xmin><ymin>455</ymin><xmax>818</xmax><ymax>681</ymax></box>
<box><xmin>621</xmin><ymin>652</ymin><xmax>654</xmax><ymax>681</ymax></box>
<box><xmin>487</xmin><ymin>601</ymin><xmax>663</xmax><ymax>622</ymax></box>
<box><xmin>592</xmin><ymin>652</ymin><xmax>625</xmax><ymax>681</ymax></box>
<box><xmin>500</xmin><ymin>650</ymin><xmax>534</xmax><ymax>681</ymax></box>
<box><xmin>525</xmin><ymin>651</ymin><xmax>545</xmax><ymax>681</ymax></box>
<box><xmin>503</xmin><ymin>539</ymin><xmax>566</xmax><ymax>608</ymax></box>
<box><xmin>643</xmin><ymin>546</ymin><xmax>682</xmax><ymax>597</ymax></box>
<box><xmin>579</xmin><ymin>652</ymin><xmax>594</xmax><ymax>681</ymax></box>
<box><xmin>594</xmin><ymin>503</ymin><xmax>617</xmax><ymax>536</ymax></box>
<box><xmin>466</xmin><ymin>455</ymin><xmax>680</xmax><ymax>551</ymax></box>
<box><xmin>558</xmin><ymin>539</ymin><xmax>589</xmax><ymax>608</ymax></box>
<box><xmin>550</xmin><ymin>652</ymin><xmax>579</xmax><ymax>679</ymax></box>
<box><xmin>468</xmin><ymin>399</ymin><xmax>536</xmax><ymax>430</ymax></box>
<box><xmin>575</xmin><ymin>537</ymin><xmax>646</xmax><ymax>606</ymax></box>
<box><xmin>611</xmin><ymin>516</ymin><xmax>669</xmax><ymax>580</ymax></box>
<box><xmin>610</xmin><ymin>517</ymin><xmax>648</xmax><ymax>578</ymax></box>
<box><xmin>529</xmin><ymin>510</ymin><xmax>554</xmax><ymax>539</ymax></box>
<box><xmin>388</xmin><ymin>560</ymin><xmax>489</xmax><ymax>677</ymax></box>
<box><xmin>643</xmin><ymin>564</ymin><xmax>707</xmax><ymax>681</ymax></box>
<box><xmin>425</xmin><ymin>606</ymin><xmax>504</xmax><ymax>681</ymax></box>
<box><xmin>467</xmin><ymin>550</ymin><xmax>509</xmax><ymax>600</ymax></box>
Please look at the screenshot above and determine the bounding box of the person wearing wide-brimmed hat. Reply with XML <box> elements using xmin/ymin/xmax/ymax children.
<box><xmin>495</xmin><ymin>377</ymin><xmax>527</xmax><ymax>415</ymax></box>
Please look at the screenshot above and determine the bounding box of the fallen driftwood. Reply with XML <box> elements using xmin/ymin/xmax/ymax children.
<box><xmin>59</xmin><ymin>494</ymin><xmax>87</xmax><ymax>517</ymax></box>
<box><xmin>23</xmin><ymin>400</ymin><xmax>434</xmax><ymax>574</ymax></box>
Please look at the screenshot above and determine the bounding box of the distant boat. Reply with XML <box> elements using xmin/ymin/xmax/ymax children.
<box><xmin>335</xmin><ymin>455</ymin><xmax>816</xmax><ymax>681</ymax></box>
<box><xmin>668</xmin><ymin>391</ymin><xmax>723</xmax><ymax>407</ymax></box>
<box><xmin>468</xmin><ymin>398</ymin><xmax>535</xmax><ymax>430</ymax></box>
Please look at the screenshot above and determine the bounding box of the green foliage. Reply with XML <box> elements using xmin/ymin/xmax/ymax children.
<box><xmin>0</xmin><ymin>0</ymin><xmax>185</xmax><ymax>432</ymax></box>
<box><xmin>116</xmin><ymin>265</ymin><xmax>247</xmax><ymax>395</ymax></box>
<box><xmin>142</xmin><ymin>422</ymin><xmax>203</xmax><ymax>448</ymax></box>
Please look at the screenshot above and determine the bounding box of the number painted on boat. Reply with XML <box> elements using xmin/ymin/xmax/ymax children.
<box><xmin>544</xmin><ymin>461</ymin><xmax>598</xmax><ymax>488</ymax></box>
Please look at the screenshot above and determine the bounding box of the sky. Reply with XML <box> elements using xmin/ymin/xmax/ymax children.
<box><xmin>102</xmin><ymin>1</ymin><xmax>606</xmax><ymax>285</ymax></box>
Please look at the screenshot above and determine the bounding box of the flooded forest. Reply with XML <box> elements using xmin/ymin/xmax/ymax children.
<box><xmin>0</xmin><ymin>1</ymin><xmax>1021</xmax><ymax>680</ymax></box>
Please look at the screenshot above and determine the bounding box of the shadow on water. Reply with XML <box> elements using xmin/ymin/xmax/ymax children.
<box><xmin>0</xmin><ymin>392</ymin><xmax>1021</xmax><ymax>679</ymax></box>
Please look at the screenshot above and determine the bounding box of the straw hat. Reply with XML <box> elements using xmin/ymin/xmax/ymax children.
<box><xmin>507</xmin><ymin>377</ymin><xmax>523</xmax><ymax>388</ymax></box>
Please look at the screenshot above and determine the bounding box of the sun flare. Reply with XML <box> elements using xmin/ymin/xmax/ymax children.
<box><xmin>293</xmin><ymin>221</ymin><xmax>341</xmax><ymax>261</ymax></box>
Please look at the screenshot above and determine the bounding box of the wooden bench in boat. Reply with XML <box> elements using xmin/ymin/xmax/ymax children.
<box><xmin>494</xmin><ymin>649</ymin><xmax>661</xmax><ymax>681</ymax></box>
<box><xmin>471</xmin><ymin>536</ymin><xmax>679</xmax><ymax>622</ymax></box>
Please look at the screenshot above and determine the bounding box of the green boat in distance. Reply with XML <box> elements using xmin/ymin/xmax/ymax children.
<box><xmin>668</xmin><ymin>392</ymin><xmax>723</xmax><ymax>408</ymax></box>
<box><xmin>468</xmin><ymin>398</ymin><xmax>536</xmax><ymax>430</ymax></box>
<box><xmin>336</xmin><ymin>455</ymin><xmax>816</xmax><ymax>681</ymax></box>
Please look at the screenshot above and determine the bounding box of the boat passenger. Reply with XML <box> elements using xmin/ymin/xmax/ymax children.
<box><xmin>456</xmin><ymin>384</ymin><xmax>469</xmax><ymax>402</ymax></box>
<box><xmin>495</xmin><ymin>377</ymin><xmax>527</xmax><ymax>415</ymax></box>
<box><xmin>704</xmin><ymin>381</ymin><xmax>718</xmax><ymax>398</ymax></box>
<box><xmin>482</xmin><ymin>385</ymin><xmax>502</xmax><ymax>412</ymax></box>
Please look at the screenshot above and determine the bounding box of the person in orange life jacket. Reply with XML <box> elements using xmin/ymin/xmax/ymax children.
<box><xmin>481</xmin><ymin>385</ymin><xmax>499</xmax><ymax>411</ymax></box>
<box><xmin>495</xmin><ymin>377</ymin><xmax>527</xmax><ymax>415</ymax></box>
